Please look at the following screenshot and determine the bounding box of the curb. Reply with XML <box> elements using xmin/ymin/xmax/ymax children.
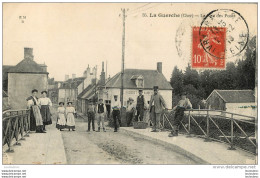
<box><xmin>120</xmin><ymin>128</ymin><xmax>210</xmax><ymax>164</ymax></box>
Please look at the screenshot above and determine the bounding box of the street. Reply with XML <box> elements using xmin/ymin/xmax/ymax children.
<box><xmin>60</xmin><ymin>116</ymin><xmax>200</xmax><ymax>164</ymax></box>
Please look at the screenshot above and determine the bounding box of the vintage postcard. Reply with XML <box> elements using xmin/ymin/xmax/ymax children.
<box><xmin>1</xmin><ymin>2</ymin><xmax>258</xmax><ymax>177</ymax></box>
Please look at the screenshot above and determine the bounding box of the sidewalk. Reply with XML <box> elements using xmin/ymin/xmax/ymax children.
<box><xmin>3</xmin><ymin>123</ymin><xmax>67</xmax><ymax>165</ymax></box>
<box><xmin>120</xmin><ymin>127</ymin><xmax>257</xmax><ymax>165</ymax></box>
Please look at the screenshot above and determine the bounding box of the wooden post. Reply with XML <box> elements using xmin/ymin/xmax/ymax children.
<box><xmin>228</xmin><ymin>114</ymin><xmax>236</xmax><ymax>150</ymax></box>
<box><xmin>204</xmin><ymin>110</ymin><xmax>211</xmax><ymax>142</ymax></box>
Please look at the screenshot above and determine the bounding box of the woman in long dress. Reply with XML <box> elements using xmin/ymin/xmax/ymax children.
<box><xmin>26</xmin><ymin>89</ymin><xmax>45</xmax><ymax>133</ymax></box>
<box><xmin>39</xmin><ymin>91</ymin><xmax>52</xmax><ymax>131</ymax></box>
<box><xmin>56</xmin><ymin>102</ymin><xmax>66</xmax><ymax>131</ymax></box>
<box><xmin>66</xmin><ymin>102</ymin><xmax>76</xmax><ymax>131</ymax></box>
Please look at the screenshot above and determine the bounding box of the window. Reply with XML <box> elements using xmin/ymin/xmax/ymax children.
<box><xmin>137</xmin><ymin>79</ymin><xmax>144</xmax><ymax>87</ymax></box>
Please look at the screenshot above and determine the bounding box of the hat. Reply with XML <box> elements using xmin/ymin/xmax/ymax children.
<box><xmin>129</xmin><ymin>97</ymin><xmax>134</xmax><ymax>101</ymax></box>
<box><xmin>139</xmin><ymin>89</ymin><xmax>143</xmax><ymax>92</ymax></box>
<box><xmin>31</xmin><ymin>89</ymin><xmax>38</xmax><ymax>93</ymax></box>
<box><xmin>41</xmin><ymin>91</ymin><xmax>47</xmax><ymax>94</ymax></box>
<box><xmin>153</xmin><ymin>86</ymin><xmax>159</xmax><ymax>90</ymax></box>
<box><xmin>114</xmin><ymin>95</ymin><xmax>118</xmax><ymax>98</ymax></box>
<box><xmin>59</xmin><ymin>102</ymin><xmax>64</xmax><ymax>105</ymax></box>
<box><xmin>99</xmin><ymin>98</ymin><xmax>103</xmax><ymax>101</ymax></box>
<box><xmin>67</xmin><ymin>101</ymin><xmax>73</xmax><ymax>105</ymax></box>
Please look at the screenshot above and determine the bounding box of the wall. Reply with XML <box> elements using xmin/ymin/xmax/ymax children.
<box><xmin>58</xmin><ymin>88</ymin><xmax>76</xmax><ymax>104</ymax></box>
<box><xmin>206</xmin><ymin>91</ymin><xmax>226</xmax><ymax>110</ymax></box>
<box><xmin>8</xmin><ymin>73</ymin><xmax>48</xmax><ymax>109</ymax></box>
<box><xmin>226</xmin><ymin>103</ymin><xmax>257</xmax><ymax>119</ymax></box>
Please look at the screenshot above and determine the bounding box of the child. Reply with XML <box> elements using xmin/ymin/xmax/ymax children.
<box><xmin>66</xmin><ymin>102</ymin><xmax>76</xmax><ymax>131</ymax></box>
<box><xmin>169</xmin><ymin>92</ymin><xmax>192</xmax><ymax>137</ymax></box>
<box><xmin>56</xmin><ymin>102</ymin><xmax>66</xmax><ymax>131</ymax></box>
<box><xmin>87</xmin><ymin>100</ymin><xmax>95</xmax><ymax>132</ymax></box>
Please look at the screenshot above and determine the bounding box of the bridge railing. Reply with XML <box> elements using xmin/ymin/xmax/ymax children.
<box><xmin>2</xmin><ymin>109</ymin><xmax>30</xmax><ymax>152</ymax></box>
<box><xmin>161</xmin><ymin>109</ymin><xmax>257</xmax><ymax>154</ymax></box>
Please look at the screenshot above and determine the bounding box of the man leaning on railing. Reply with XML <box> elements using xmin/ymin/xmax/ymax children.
<box><xmin>168</xmin><ymin>92</ymin><xmax>192</xmax><ymax>137</ymax></box>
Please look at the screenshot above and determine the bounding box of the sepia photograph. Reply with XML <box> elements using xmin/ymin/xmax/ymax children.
<box><xmin>1</xmin><ymin>2</ymin><xmax>258</xmax><ymax>177</ymax></box>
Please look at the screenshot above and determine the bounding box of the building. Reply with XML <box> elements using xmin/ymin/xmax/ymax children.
<box><xmin>206</xmin><ymin>90</ymin><xmax>256</xmax><ymax>117</ymax></box>
<box><xmin>48</xmin><ymin>78</ymin><xmax>62</xmax><ymax>104</ymax></box>
<box><xmin>58</xmin><ymin>76</ymin><xmax>85</xmax><ymax>105</ymax></box>
<box><xmin>101</xmin><ymin>62</ymin><xmax>173</xmax><ymax>110</ymax></box>
<box><xmin>3</xmin><ymin>90</ymin><xmax>11</xmax><ymax>111</ymax></box>
<box><xmin>4</xmin><ymin>47</ymin><xmax>49</xmax><ymax>109</ymax></box>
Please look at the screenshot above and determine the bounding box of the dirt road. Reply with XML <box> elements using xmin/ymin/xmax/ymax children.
<box><xmin>61</xmin><ymin>117</ymin><xmax>201</xmax><ymax>164</ymax></box>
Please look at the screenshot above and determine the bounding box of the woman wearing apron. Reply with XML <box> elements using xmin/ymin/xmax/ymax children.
<box><xmin>66</xmin><ymin>102</ymin><xmax>76</xmax><ymax>131</ymax></box>
<box><xmin>26</xmin><ymin>89</ymin><xmax>45</xmax><ymax>133</ymax></box>
<box><xmin>56</xmin><ymin>102</ymin><xmax>66</xmax><ymax>131</ymax></box>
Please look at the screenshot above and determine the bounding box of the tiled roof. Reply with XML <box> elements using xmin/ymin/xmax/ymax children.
<box><xmin>59</xmin><ymin>77</ymin><xmax>85</xmax><ymax>89</ymax></box>
<box><xmin>77</xmin><ymin>84</ymin><xmax>94</xmax><ymax>98</ymax></box>
<box><xmin>105</xmin><ymin>69</ymin><xmax>172</xmax><ymax>90</ymax></box>
<box><xmin>209</xmin><ymin>90</ymin><xmax>255</xmax><ymax>103</ymax></box>
<box><xmin>8</xmin><ymin>59</ymin><xmax>48</xmax><ymax>74</ymax></box>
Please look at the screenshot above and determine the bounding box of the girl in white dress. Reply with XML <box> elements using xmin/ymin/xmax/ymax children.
<box><xmin>66</xmin><ymin>102</ymin><xmax>76</xmax><ymax>131</ymax></box>
<box><xmin>56</xmin><ymin>102</ymin><xmax>66</xmax><ymax>131</ymax></box>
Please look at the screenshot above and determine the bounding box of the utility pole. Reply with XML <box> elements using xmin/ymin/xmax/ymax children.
<box><xmin>120</xmin><ymin>8</ymin><xmax>126</xmax><ymax>118</ymax></box>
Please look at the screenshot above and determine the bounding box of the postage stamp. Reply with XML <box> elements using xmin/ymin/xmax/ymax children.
<box><xmin>192</xmin><ymin>9</ymin><xmax>249</xmax><ymax>69</ymax></box>
<box><xmin>192</xmin><ymin>26</ymin><xmax>226</xmax><ymax>69</ymax></box>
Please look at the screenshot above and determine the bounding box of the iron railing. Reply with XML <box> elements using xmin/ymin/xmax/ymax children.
<box><xmin>2</xmin><ymin>109</ymin><xmax>30</xmax><ymax>152</ymax></box>
<box><xmin>161</xmin><ymin>109</ymin><xmax>257</xmax><ymax>154</ymax></box>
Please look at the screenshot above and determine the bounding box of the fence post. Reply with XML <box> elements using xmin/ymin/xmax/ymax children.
<box><xmin>204</xmin><ymin>110</ymin><xmax>211</xmax><ymax>142</ymax></box>
<box><xmin>24</xmin><ymin>111</ymin><xmax>30</xmax><ymax>137</ymax></box>
<box><xmin>162</xmin><ymin>114</ymin><xmax>165</xmax><ymax>131</ymax></box>
<box><xmin>186</xmin><ymin>111</ymin><xmax>192</xmax><ymax>137</ymax></box>
<box><xmin>228</xmin><ymin>114</ymin><xmax>236</xmax><ymax>150</ymax></box>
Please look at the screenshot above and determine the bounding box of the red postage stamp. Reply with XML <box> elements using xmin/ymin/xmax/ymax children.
<box><xmin>192</xmin><ymin>26</ymin><xmax>226</xmax><ymax>69</ymax></box>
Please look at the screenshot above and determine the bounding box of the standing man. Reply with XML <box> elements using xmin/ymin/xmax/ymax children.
<box><xmin>87</xmin><ymin>99</ymin><xmax>95</xmax><ymax>132</ymax></box>
<box><xmin>136</xmin><ymin>89</ymin><xmax>147</xmax><ymax>121</ymax></box>
<box><xmin>126</xmin><ymin>97</ymin><xmax>136</xmax><ymax>127</ymax></box>
<box><xmin>112</xmin><ymin>95</ymin><xmax>121</xmax><ymax>132</ymax></box>
<box><xmin>149</xmin><ymin>86</ymin><xmax>167</xmax><ymax>132</ymax></box>
<box><xmin>169</xmin><ymin>92</ymin><xmax>192</xmax><ymax>137</ymax></box>
<box><xmin>96</xmin><ymin>98</ymin><xmax>107</xmax><ymax>132</ymax></box>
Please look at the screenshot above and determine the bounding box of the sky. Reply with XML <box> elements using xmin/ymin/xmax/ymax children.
<box><xmin>3</xmin><ymin>3</ymin><xmax>257</xmax><ymax>81</ymax></box>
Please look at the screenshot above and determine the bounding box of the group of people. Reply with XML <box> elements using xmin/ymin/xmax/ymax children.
<box><xmin>56</xmin><ymin>101</ymin><xmax>76</xmax><ymax>131</ymax></box>
<box><xmin>27</xmin><ymin>89</ymin><xmax>52</xmax><ymax>133</ymax></box>
<box><xmin>86</xmin><ymin>98</ymin><xmax>107</xmax><ymax>132</ymax></box>
<box><xmin>27</xmin><ymin>86</ymin><xmax>192</xmax><ymax>136</ymax></box>
<box><xmin>124</xmin><ymin>86</ymin><xmax>192</xmax><ymax>137</ymax></box>
<box><xmin>124</xmin><ymin>86</ymin><xmax>168</xmax><ymax>132</ymax></box>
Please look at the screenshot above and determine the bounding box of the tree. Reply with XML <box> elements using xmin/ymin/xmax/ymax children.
<box><xmin>170</xmin><ymin>66</ymin><xmax>183</xmax><ymax>95</ymax></box>
<box><xmin>183</xmin><ymin>63</ymin><xmax>200</xmax><ymax>89</ymax></box>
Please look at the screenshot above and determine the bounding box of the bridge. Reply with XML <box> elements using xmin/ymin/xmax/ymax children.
<box><xmin>2</xmin><ymin>107</ymin><xmax>257</xmax><ymax>164</ymax></box>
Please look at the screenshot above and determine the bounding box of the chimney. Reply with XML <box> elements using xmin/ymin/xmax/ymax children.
<box><xmin>72</xmin><ymin>74</ymin><xmax>76</xmax><ymax>79</ymax></box>
<box><xmin>65</xmin><ymin>74</ymin><xmax>69</xmax><ymax>81</ymax></box>
<box><xmin>100</xmin><ymin>61</ymin><xmax>106</xmax><ymax>86</ymax></box>
<box><xmin>157</xmin><ymin>62</ymin><xmax>162</xmax><ymax>73</ymax></box>
<box><xmin>24</xmin><ymin>47</ymin><xmax>34</xmax><ymax>60</ymax></box>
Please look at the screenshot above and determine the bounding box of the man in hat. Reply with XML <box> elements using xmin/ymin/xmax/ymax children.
<box><xmin>126</xmin><ymin>97</ymin><xmax>136</xmax><ymax>127</ymax></box>
<box><xmin>149</xmin><ymin>86</ymin><xmax>167</xmax><ymax>132</ymax></box>
<box><xmin>136</xmin><ymin>89</ymin><xmax>147</xmax><ymax>122</ymax></box>
<box><xmin>169</xmin><ymin>92</ymin><xmax>192</xmax><ymax>137</ymax></box>
<box><xmin>95</xmin><ymin>98</ymin><xmax>107</xmax><ymax>132</ymax></box>
<box><xmin>87</xmin><ymin>99</ymin><xmax>96</xmax><ymax>132</ymax></box>
<box><xmin>111</xmin><ymin>95</ymin><xmax>121</xmax><ymax>132</ymax></box>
